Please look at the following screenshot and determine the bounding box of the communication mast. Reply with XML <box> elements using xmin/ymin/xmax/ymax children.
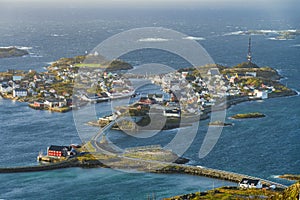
<box><xmin>247</xmin><ymin>37</ymin><xmax>252</xmax><ymax>63</ymax></box>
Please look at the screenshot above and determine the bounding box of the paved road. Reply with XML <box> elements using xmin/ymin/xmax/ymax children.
<box><xmin>89</xmin><ymin>117</ymin><xmax>288</xmax><ymax>190</ymax></box>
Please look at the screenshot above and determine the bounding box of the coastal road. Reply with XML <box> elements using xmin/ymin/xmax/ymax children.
<box><xmin>88</xmin><ymin>116</ymin><xmax>288</xmax><ymax>190</ymax></box>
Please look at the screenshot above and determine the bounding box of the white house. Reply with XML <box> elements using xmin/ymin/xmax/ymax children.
<box><xmin>246</xmin><ymin>72</ymin><xmax>257</xmax><ymax>77</ymax></box>
<box><xmin>12</xmin><ymin>76</ymin><xmax>23</xmax><ymax>82</ymax></box>
<box><xmin>163</xmin><ymin>108</ymin><xmax>181</xmax><ymax>117</ymax></box>
<box><xmin>0</xmin><ymin>84</ymin><xmax>13</xmax><ymax>93</ymax></box>
<box><xmin>148</xmin><ymin>94</ymin><xmax>163</xmax><ymax>103</ymax></box>
<box><xmin>13</xmin><ymin>88</ymin><xmax>27</xmax><ymax>97</ymax></box>
<box><xmin>254</xmin><ymin>90</ymin><xmax>268</xmax><ymax>99</ymax></box>
<box><xmin>239</xmin><ymin>178</ymin><xmax>263</xmax><ymax>189</ymax></box>
<box><xmin>44</xmin><ymin>99</ymin><xmax>66</xmax><ymax>108</ymax></box>
<box><xmin>181</xmin><ymin>71</ymin><xmax>189</xmax><ymax>79</ymax></box>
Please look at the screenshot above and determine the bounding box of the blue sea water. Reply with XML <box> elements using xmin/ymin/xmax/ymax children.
<box><xmin>1</xmin><ymin>5</ymin><xmax>300</xmax><ymax>199</ymax></box>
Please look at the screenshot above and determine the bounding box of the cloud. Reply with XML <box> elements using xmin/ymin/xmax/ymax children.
<box><xmin>0</xmin><ymin>0</ymin><xmax>297</xmax><ymax>10</ymax></box>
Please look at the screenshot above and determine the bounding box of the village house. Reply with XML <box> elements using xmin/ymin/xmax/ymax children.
<box><xmin>12</xmin><ymin>75</ymin><xmax>23</xmax><ymax>82</ymax></box>
<box><xmin>47</xmin><ymin>145</ymin><xmax>71</xmax><ymax>157</ymax></box>
<box><xmin>245</xmin><ymin>71</ymin><xmax>257</xmax><ymax>77</ymax></box>
<box><xmin>33</xmin><ymin>101</ymin><xmax>45</xmax><ymax>109</ymax></box>
<box><xmin>254</xmin><ymin>89</ymin><xmax>268</xmax><ymax>99</ymax></box>
<box><xmin>163</xmin><ymin>108</ymin><xmax>181</xmax><ymax>117</ymax></box>
<box><xmin>44</xmin><ymin>98</ymin><xmax>66</xmax><ymax>108</ymax></box>
<box><xmin>239</xmin><ymin>178</ymin><xmax>263</xmax><ymax>189</ymax></box>
<box><xmin>13</xmin><ymin>88</ymin><xmax>28</xmax><ymax>97</ymax></box>
<box><xmin>0</xmin><ymin>83</ymin><xmax>13</xmax><ymax>93</ymax></box>
<box><xmin>181</xmin><ymin>71</ymin><xmax>189</xmax><ymax>79</ymax></box>
<box><xmin>139</xmin><ymin>96</ymin><xmax>155</xmax><ymax>105</ymax></box>
<box><xmin>148</xmin><ymin>94</ymin><xmax>163</xmax><ymax>103</ymax></box>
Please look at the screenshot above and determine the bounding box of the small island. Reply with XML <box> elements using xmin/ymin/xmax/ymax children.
<box><xmin>279</xmin><ymin>174</ymin><xmax>300</xmax><ymax>181</ymax></box>
<box><xmin>231</xmin><ymin>29</ymin><xmax>300</xmax><ymax>40</ymax></box>
<box><xmin>208</xmin><ymin>120</ymin><xmax>233</xmax><ymax>127</ymax></box>
<box><xmin>231</xmin><ymin>112</ymin><xmax>266</xmax><ymax>119</ymax></box>
<box><xmin>0</xmin><ymin>47</ymin><xmax>29</xmax><ymax>58</ymax></box>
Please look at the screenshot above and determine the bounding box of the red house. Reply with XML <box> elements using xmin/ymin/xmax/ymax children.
<box><xmin>33</xmin><ymin>101</ymin><xmax>45</xmax><ymax>108</ymax></box>
<box><xmin>139</xmin><ymin>97</ymin><xmax>155</xmax><ymax>105</ymax></box>
<box><xmin>47</xmin><ymin>145</ymin><xmax>71</xmax><ymax>157</ymax></box>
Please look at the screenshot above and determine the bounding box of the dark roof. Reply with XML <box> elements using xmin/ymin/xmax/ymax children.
<box><xmin>48</xmin><ymin>145</ymin><xmax>71</xmax><ymax>151</ymax></box>
<box><xmin>45</xmin><ymin>98</ymin><xmax>65</xmax><ymax>103</ymax></box>
<box><xmin>100</xmin><ymin>92</ymin><xmax>109</xmax><ymax>97</ymax></box>
<box><xmin>14</xmin><ymin>88</ymin><xmax>27</xmax><ymax>92</ymax></box>
<box><xmin>240</xmin><ymin>178</ymin><xmax>260</xmax><ymax>185</ymax></box>
<box><xmin>1</xmin><ymin>84</ymin><xmax>9</xmax><ymax>88</ymax></box>
<box><xmin>165</xmin><ymin>109</ymin><xmax>181</xmax><ymax>114</ymax></box>
<box><xmin>140</xmin><ymin>97</ymin><xmax>148</xmax><ymax>100</ymax></box>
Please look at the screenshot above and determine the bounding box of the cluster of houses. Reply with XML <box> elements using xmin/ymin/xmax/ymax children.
<box><xmin>135</xmin><ymin>93</ymin><xmax>182</xmax><ymax>118</ymax></box>
<box><xmin>0</xmin><ymin>74</ymin><xmax>30</xmax><ymax>97</ymax></box>
<box><xmin>0</xmin><ymin>60</ymin><xmax>277</xmax><ymax>114</ymax></box>
<box><xmin>151</xmin><ymin>69</ymin><xmax>222</xmax><ymax>112</ymax></box>
<box><xmin>0</xmin><ymin>67</ymin><xmax>76</xmax><ymax>110</ymax></box>
<box><xmin>150</xmin><ymin>66</ymin><xmax>274</xmax><ymax>112</ymax></box>
<box><xmin>224</xmin><ymin>70</ymin><xmax>275</xmax><ymax>99</ymax></box>
<box><xmin>0</xmin><ymin>62</ymin><xmax>135</xmax><ymax>111</ymax></box>
<box><xmin>74</xmin><ymin>69</ymin><xmax>134</xmax><ymax>102</ymax></box>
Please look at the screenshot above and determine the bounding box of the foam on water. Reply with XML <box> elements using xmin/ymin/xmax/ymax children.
<box><xmin>183</xmin><ymin>36</ymin><xmax>205</xmax><ymax>41</ymax></box>
<box><xmin>50</xmin><ymin>33</ymin><xmax>67</xmax><ymax>37</ymax></box>
<box><xmin>0</xmin><ymin>46</ymin><xmax>33</xmax><ymax>50</ymax></box>
<box><xmin>138</xmin><ymin>37</ymin><xmax>170</xmax><ymax>42</ymax></box>
<box><xmin>268</xmin><ymin>37</ymin><xmax>295</xmax><ymax>41</ymax></box>
<box><xmin>225</xmin><ymin>29</ymin><xmax>298</xmax><ymax>36</ymax></box>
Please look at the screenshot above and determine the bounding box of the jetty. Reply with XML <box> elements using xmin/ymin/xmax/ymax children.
<box><xmin>0</xmin><ymin>157</ymin><xmax>287</xmax><ymax>190</ymax></box>
<box><xmin>156</xmin><ymin>164</ymin><xmax>287</xmax><ymax>189</ymax></box>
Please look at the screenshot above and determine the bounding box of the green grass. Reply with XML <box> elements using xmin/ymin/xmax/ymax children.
<box><xmin>74</xmin><ymin>63</ymin><xmax>106</xmax><ymax>68</ymax></box>
<box><xmin>164</xmin><ymin>186</ymin><xmax>283</xmax><ymax>200</ymax></box>
<box><xmin>81</xmin><ymin>141</ymin><xmax>96</xmax><ymax>152</ymax></box>
<box><xmin>123</xmin><ymin>149</ymin><xmax>178</xmax><ymax>162</ymax></box>
<box><xmin>74</xmin><ymin>60</ymin><xmax>132</xmax><ymax>71</ymax></box>
<box><xmin>208</xmin><ymin>121</ymin><xmax>232</xmax><ymax>126</ymax></box>
<box><xmin>231</xmin><ymin>112</ymin><xmax>265</xmax><ymax>119</ymax></box>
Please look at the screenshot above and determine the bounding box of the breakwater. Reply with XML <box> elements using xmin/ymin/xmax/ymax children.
<box><xmin>156</xmin><ymin>164</ymin><xmax>288</xmax><ymax>189</ymax></box>
<box><xmin>0</xmin><ymin>158</ymin><xmax>287</xmax><ymax>189</ymax></box>
<box><xmin>0</xmin><ymin>160</ymin><xmax>79</xmax><ymax>173</ymax></box>
<box><xmin>0</xmin><ymin>159</ymin><xmax>105</xmax><ymax>173</ymax></box>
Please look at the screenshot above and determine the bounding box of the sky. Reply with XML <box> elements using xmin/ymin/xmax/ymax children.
<box><xmin>0</xmin><ymin>0</ymin><xmax>297</xmax><ymax>9</ymax></box>
<box><xmin>0</xmin><ymin>0</ymin><xmax>298</xmax><ymax>22</ymax></box>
